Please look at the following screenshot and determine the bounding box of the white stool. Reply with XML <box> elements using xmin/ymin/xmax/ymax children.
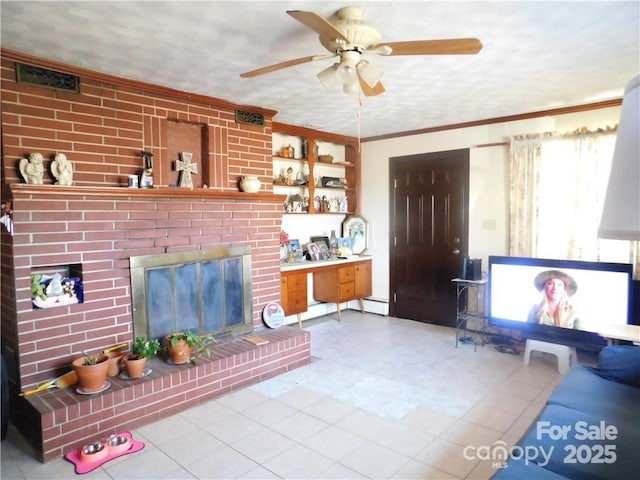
<box><xmin>523</xmin><ymin>339</ymin><xmax>577</xmax><ymax>374</ymax></box>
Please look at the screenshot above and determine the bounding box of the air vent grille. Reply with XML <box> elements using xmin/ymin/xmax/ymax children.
<box><xmin>235</xmin><ymin>109</ymin><xmax>265</xmax><ymax>127</ymax></box>
<box><xmin>16</xmin><ymin>63</ymin><xmax>80</xmax><ymax>92</ymax></box>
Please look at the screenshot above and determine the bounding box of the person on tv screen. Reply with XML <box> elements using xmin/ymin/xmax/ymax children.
<box><xmin>527</xmin><ymin>270</ymin><xmax>580</xmax><ymax>329</ymax></box>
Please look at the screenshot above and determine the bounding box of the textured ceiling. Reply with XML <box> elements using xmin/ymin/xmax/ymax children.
<box><xmin>1</xmin><ymin>1</ymin><xmax>639</xmax><ymax>138</ymax></box>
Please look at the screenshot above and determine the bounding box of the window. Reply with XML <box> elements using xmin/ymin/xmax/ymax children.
<box><xmin>509</xmin><ymin>129</ymin><xmax>638</xmax><ymax>276</ymax></box>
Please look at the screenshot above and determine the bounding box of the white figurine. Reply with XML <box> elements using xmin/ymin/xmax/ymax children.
<box><xmin>51</xmin><ymin>152</ymin><xmax>73</xmax><ymax>186</ymax></box>
<box><xmin>19</xmin><ymin>152</ymin><xmax>45</xmax><ymax>184</ymax></box>
<box><xmin>45</xmin><ymin>273</ymin><xmax>64</xmax><ymax>297</ymax></box>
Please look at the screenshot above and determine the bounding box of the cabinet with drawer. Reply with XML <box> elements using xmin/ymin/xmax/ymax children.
<box><xmin>281</xmin><ymin>271</ymin><xmax>307</xmax><ymax>328</ymax></box>
<box><xmin>313</xmin><ymin>260</ymin><xmax>371</xmax><ymax>320</ymax></box>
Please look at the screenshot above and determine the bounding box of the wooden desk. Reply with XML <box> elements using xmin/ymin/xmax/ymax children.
<box><xmin>281</xmin><ymin>257</ymin><xmax>372</xmax><ymax>325</ymax></box>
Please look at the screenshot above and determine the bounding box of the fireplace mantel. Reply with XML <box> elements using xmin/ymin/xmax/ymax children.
<box><xmin>8</xmin><ymin>184</ymin><xmax>285</xmax><ymax>202</ymax></box>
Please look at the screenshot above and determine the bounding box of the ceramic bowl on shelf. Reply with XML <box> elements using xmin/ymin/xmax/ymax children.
<box><xmin>239</xmin><ymin>175</ymin><xmax>261</xmax><ymax>193</ymax></box>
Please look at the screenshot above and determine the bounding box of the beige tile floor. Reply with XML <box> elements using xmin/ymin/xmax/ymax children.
<box><xmin>1</xmin><ymin>311</ymin><xmax>574</xmax><ymax>479</ymax></box>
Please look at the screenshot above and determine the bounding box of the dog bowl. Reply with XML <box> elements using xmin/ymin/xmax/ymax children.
<box><xmin>80</xmin><ymin>441</ymin><xmax>108</xmax><ymax>463</ymax></box>
<box><xmin>107</xmin><ymin>434</ymin><xmax>131</xmax><ymax>454</ymax></box>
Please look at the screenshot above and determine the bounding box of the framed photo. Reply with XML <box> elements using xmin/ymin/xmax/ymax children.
<box><xmin>310</xmin><ymin>236</ymin><xmax>329</xmax><ymax>250</ymax></box>
<box><xmin>306</xmin><ymin>242</ymin><xmax>322</xmax><ymax>261</ymax></box>
<box><xmin>336</xmin><ymin>237</ymin><xmax>353</xmax><ymax>258</ymax></box>
<box><xmin>342</xmin><ymin>215</ymin><xmax>367</xmax><ymax>255</ymax></box>
<box><xmin>288</xmin><ymin>239</ymin><xmax>301</xmax><ymax>254</ymax></box>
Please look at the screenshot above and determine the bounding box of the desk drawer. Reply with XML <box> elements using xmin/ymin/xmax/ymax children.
<box><xmin>339</xmin><ymin>281</ymin><xmax>355</xmax><ymax>300</ymax></box>
<box><xmin>339</xmin><ymin>266</ymin><xmax>355</xmax><ymax>283</ymax></box>
<box><xmin>288</xmin><ymin>292</ymin><xmax>307</xmax><ymax>314</ymax></box>
<box><xmin>287</xmin><ymin>273</ymin><xmax>307</xmax><ymax>293</ymax></box>
<box><xmin>281</xmin><ymin>272</ymin><xmax>308</xmax><ymax>315</ymax></box>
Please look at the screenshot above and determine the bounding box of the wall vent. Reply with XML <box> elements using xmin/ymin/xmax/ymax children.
<box><xmin>235</xmin><ymin>109</ymin><xmax>265</xmax><ymax>127</ymax></box>
<box><xmin>16</xmin><ymin>63</ymin><xmax>80</xmax><ymax>92</ymax></box>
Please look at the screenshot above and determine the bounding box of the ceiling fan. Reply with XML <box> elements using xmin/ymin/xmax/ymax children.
<box><xmin>240</xmin><ymin>6</ymin><xmax>482</xmax><ymax>96</ymax></box>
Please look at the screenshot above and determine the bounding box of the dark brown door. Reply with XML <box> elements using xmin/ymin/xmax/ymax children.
<box><xmin>389</xmin><ymin>149</ymin><xmax>469</xmax><ymax>327</ymax></box>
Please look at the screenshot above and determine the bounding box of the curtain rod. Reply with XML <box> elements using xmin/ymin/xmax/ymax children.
<box><xmin>472</xmin><ymin>142</ymin><xmax>509</xmax><ymax>148</ymax></box>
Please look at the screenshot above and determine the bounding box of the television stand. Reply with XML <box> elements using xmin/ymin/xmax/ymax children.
<box><xmin>524</xmin><ymin>339</ymin><xmax>577</xmax><ymax>374</ymax></box>
<box><xmin>452</xmin><ymin>278</ymin><xmax>487</xmax><ymax>351</ymax></box>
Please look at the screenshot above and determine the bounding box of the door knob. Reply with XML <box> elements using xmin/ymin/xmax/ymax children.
<box><xmin>452</xmin><ymin>248</ymin><xmax>460</xmax><ymax>255</ymax></box>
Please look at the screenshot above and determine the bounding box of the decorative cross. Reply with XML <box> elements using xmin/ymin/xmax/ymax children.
<box><xmin>175</xmin><ymin>152</ymin><xmax>198</xmax><ymax>189</ymax></box>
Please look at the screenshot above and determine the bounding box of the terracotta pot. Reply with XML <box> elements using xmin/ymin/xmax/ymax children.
<box><xmin>72</xmin><ymin>354</ymin><xmax>109</xmax><ymax>392</ymax></box>
<box><xmin>106</xmin><ymin>351</ymin><xmax>125</xmax><ymax>377</ymax></box>
<box><xmin>166</xmin><ymin>337</ymin><xmax>191</xmax><ymax>364</ymax></box>
<box><xmin>123</xmin><ymin>354</ymin><xmax>147</xmax><ymax>379</ymax></box>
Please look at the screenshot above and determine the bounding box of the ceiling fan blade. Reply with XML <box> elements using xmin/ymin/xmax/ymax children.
<box><xmin>359</xmin><ymin>76</ymin><xmax>386</xmax><ymax>97</ymax></box>
<box><xmin>240</xmin><ymin>54</ymin><xmax>334</xmax><ymax>78</ymax></box>
<box><xmin>377</xmin><ymin>38</ymin><xmax>483</xmax><ymax>56</ymax></box>
<box><xmin>287</xmin><ymin>10</ymin><xmax>349</xmax><ymax>42</ymax></box>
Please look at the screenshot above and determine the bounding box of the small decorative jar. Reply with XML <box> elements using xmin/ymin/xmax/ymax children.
<box><xmin>239</xmin><ymin>175</ymin><xmax>261</xmax><ymax>193</ymax></box>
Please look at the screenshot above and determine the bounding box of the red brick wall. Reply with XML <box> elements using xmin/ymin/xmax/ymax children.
<box><xmin>0</xmin><ymin>54</ymin><xmax>284</xmax><ymax>390</ymax></box>
<box><xmin>8</xmin><ymin>187</ymin><xmax>283</xmax><ymax>389</ymax></box>
<box><xmin>1</xmin><ymin>56</ymin><xmax>273</xmax><ymax>188</ymax></box>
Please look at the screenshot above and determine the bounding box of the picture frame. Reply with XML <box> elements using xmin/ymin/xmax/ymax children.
<box><xmin>342</xmin><ymin>215</ymin><xmax>367</xmax><ymax>255</ymax></box>
<box><xmin>311</xmin><ymin>236</ymin><xmax>331</xmax><ymax>259</ymax></box>
<box><xmin>306</xmin><ymin>242</ymin><xmax>323</xmax><ymax>261</ymax></box>
<box><xmin>336</xmin><ymin>237</ymin><xmax>353</xmax><ymax>258</ymax></box>
<box><xmin>310</xmin><ymin>236</ymin><xmax>329</xmax><ymax>251</ymax></box>
<box><xmin>288</xmin><ymin>239</ymin><xmax>301</xmax><ymax>254</ymax></box>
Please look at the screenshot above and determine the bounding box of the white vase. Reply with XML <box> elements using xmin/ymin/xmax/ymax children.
<box><xmin>239</xmin><ymin>175</ymin><xmax>261</xmax><ymax>193</ymax></box>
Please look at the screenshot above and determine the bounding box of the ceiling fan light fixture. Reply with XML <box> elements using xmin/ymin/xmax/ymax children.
<box><xmin>336</xmin><ymin>60</ymin><xmax>358</xmax><ymax>85</ymax></box>
<box><xmin>343</xmin><ymin>79</ymin><xmax>360</xmax><ymax>95</ymax></box>
<box><xmin>335</xmin><ymin>50</ymin><xmax>360</xmax><ymax>86</ymax></box>
<box><xmin>317</xmin><ymin>63</ymin><xmax>339</xmax><ymax>89</ymax></box>
<box><xmin>357</xmin><ymin>61</ymin><xmax>384</xmax><ymax>88</ymax></box>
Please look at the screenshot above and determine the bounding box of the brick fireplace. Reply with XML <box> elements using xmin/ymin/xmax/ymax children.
<box><xmin>0</xmin><ymin>51</ymin><xmax>312</xmax><ymax>462</ymax></box>
<box><xmin>2</xmin><ymin>185</ymin><xmax>311</xmax><ymax>462</ymax></box>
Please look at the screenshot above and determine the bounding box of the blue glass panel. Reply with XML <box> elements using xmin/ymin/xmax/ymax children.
<box><xmin>202</xmin><ymin>261</ymin><xmax>222</xmax><ymax>332</ymax></box>
<box><xmin>146</xmin><ymin>267</ymin><xmax>174</xmax><ymax>338</ymax></box>
<box><xmin>175</xmin><ymin>264</ymin><xmax>199</xmax><ymax>332</ymax></box>
<box><xmin>224</xmin><ymin>258</ymin><xmax>243</xmax><ymax>326</ymax></box>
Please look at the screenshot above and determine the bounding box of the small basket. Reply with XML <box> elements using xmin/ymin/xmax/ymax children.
<box><xmin>317</xmin><ymin>154</ymin><xmax>334</xmax><ymax>164</ymax></box>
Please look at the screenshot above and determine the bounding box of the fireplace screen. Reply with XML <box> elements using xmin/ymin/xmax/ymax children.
<box><xmin>130</xmin><ymin>246</ymin><xmax>253</xmax><ymax>340</ymax></box>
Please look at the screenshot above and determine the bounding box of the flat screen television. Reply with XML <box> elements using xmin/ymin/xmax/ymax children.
<box><xmin>488</xmin><ymin>255</ymin><xmax>633</xmax><ymax>349</ymax></box>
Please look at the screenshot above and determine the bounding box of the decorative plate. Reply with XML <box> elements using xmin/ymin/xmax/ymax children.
<box><xmin>262</xmin><ymin>302</ymin><xmax>285</xmax><ymax>328</ymax></box>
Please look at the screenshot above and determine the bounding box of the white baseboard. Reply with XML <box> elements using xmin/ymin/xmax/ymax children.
<box><xmin>282</xmin><ymin>298</ymin><xmax>389</xmax><ymax>326</ymax></box>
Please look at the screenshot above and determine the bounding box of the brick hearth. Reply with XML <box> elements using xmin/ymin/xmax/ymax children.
<box><xmin>21</xmin><ymin>327</ymin><xmax>310</xmax><ymax>462</ymax></box>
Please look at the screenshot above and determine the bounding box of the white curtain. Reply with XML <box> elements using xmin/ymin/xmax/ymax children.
<box><xmin>509</xmin><ymin>127</ymin><xmax>639</xmax><ymax>277</ymax></box>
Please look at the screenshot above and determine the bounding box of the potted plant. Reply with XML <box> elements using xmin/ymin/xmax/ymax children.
<box><xmin>72</xmin><ymin>351</ymin><xmax>109</xmax><ymax>393</ymax></box>
<box><xmin>165</xmin><ymin>331</ymin><xmax>215</xmax><ymax>365</ymax></box>
<box><xmin>124</xmin><ymin>336</ymin><xmax>160</xmax><ymax>378</ymax></box>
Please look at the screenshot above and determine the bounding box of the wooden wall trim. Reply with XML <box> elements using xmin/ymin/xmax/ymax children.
<box><xmin>362</xmin><ymin>99</ymin><xmax>622</xmax><ymax>142</ymax></box>
<box><xmin>1</xmin><ymin>48</ymin><xmax>277</xmax><ymax>118</ymax></box>
<box><xmin>8</xmin><ymin>184</ymin><xmax>285</xmax><ymax>202</ymax></box>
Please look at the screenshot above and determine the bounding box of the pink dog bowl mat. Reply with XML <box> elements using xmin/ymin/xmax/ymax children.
<box><xmin>64</xmin><ymin>431</ymin><xmax>144</xmax><ymax>474</ymax></box>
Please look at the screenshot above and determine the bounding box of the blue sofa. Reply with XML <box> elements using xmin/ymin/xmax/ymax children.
<box><xmin>492</xmin><ymin>345</ymin><xmax>640</xmax><ymax>479</ymax></box>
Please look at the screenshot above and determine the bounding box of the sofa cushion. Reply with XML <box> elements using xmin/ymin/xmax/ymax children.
<box><xmin>511</xmin><ymin>403</ymin><xmax>640</xmax><ymax>480</ymax></box>
<box><xmin>491</xmin><ymin>456</ymin><xmax>569</xmax><ymax>479</ymax></box>
<box><xmin>547</xmin><ymin>365</ymin><xmax>640</xmax><ymax>425</ymax></box>
<box><xmin>588</xmin><ymin>345</ymin><xmax>640</xmax><ymax>387</ymax></box>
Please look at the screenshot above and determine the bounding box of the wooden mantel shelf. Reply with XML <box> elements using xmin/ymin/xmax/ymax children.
<box><xmin>7</xmin><ymin>184</ymin><xmax>286</xmax><ymax>203</ymax></box>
